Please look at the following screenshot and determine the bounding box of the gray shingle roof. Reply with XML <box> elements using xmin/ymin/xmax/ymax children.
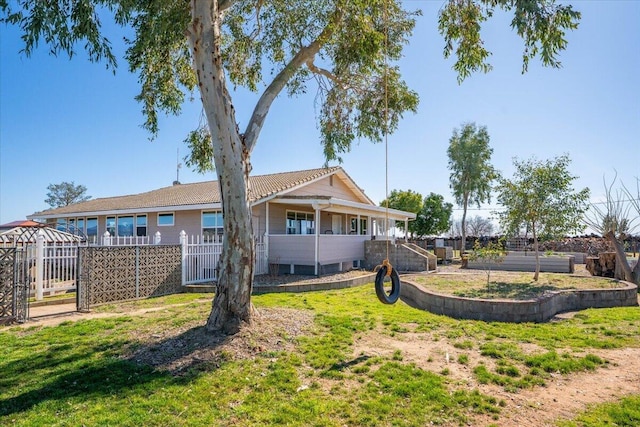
<box><xmin>31</xmin><ymin>167</ymin><xmax>343</xmax><ymax>217</ymax></box>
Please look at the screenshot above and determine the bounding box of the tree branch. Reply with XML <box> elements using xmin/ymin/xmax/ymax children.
<box><xmin>305</xmin><ymin>59</ymin><xmax>343</xmax><ymax>87</ymax></box>
<box><xmin>218</xmin><ymin>0</ymin><xmax>237</xmax><ymax>13</ymax></box>
<box><xmin>242</xmin><ymin>9</ymin><xmax>342</xmax><ymax>153</ymax></box>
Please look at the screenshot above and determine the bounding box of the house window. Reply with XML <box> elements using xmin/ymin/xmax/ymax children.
<box><xmin>286</xmin><ymin>211</ymin><xmax>315</xmax><ymax>235</ymax></box>
<box><xmin>117</xmin><ymin>216</ymin><xmax>134</xmax><ymax>237</ymax></box>
<box><xmin>56</xmin><ymin>218</ymin><xmax>66</xmax><ymax>232</ymax></box>
<box><xmin>202</xmin><ymin>211</ymin><xmax>223</xmax><ymax>239</ymax></box>
<box><xmin>350</xmin><ymin>217</ymin><xmax>368</xmax><ymax>235</ymax></box>
<box><xmin>106</xmin><ymin>217</ymin><xmax>116</xmax><ymax>236</ymax></box>
<box><xmin>76</xmin><ymin>218</ymin><xmax>85</xmax><ymax>235</ymax></box>
<box><xmin>158</xmin><ymin>212</ymin><xmax>174</xmax><ymax>226</ymax></box>
<box><xmin>136</xmin><ymin>215</ymin><xmax>147</xmax><ymax>237</ymax></box>
<box><xmin>86</xmin><ymin>218</ymin><xmax>98</xmax><ymax>237</ymax></box>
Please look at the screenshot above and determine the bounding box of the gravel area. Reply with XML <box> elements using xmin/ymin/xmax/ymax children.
<box><xmin>253</xmin><ymin>270</ymin><xmax>372</xmax><ymax>286</ymax></box>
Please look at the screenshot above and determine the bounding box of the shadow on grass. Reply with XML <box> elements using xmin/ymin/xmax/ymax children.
<box><xmin>328</xmin><ymin>354</ymin><xmax>370</xmax><ymax>372</ymax></box>
<box><xmin>0</xmin><ymin>325</ymin><xmax>234</xmax><ymax>417</ymax></box>
<box><xmin>454</xmin><ymin>281</ymin><xmax>567</xmax><ymax>300</ymax></box>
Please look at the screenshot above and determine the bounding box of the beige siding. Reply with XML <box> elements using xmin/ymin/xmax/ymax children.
<box><xmin>268</xmin><ymin>234</ymin><xmax>367</xmax><ymax>266</ymax></box>
<box><xmin>287</xmin><ymin>175</ymin><xmax>363</xmax><ymax>202</ymax></box>
<box><xmin>318</xmin><ymin>235</ymin><xmax>367</xmax><ymax>263</ymax></box>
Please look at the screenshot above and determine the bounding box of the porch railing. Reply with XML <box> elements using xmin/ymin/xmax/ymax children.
<box><xmin>181</xmin><ymin>233</ymin><xmax>268</xmax><ymax>285</ymax></box>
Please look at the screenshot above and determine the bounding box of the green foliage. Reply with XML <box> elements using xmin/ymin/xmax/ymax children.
<box><xmin>413</xmin><ymin>192</ymin><xmax>453</xmax><ymax>238</ymax></box>
<box><xmin>45</xmin><ymin>181</ymin><xmax>91</xmax><ymax>208</ymax></box>
<box><xmin>380</xmin><ymin>189</ymin><xmax>423</xmax><ymax>235</ymax></box>
<box><xmin>468</xmin><ymin>239</ymin><xmax>506</xmax><ymax>284</ymax></box>
<box><xmin>447</xmin><ymin>122</ymin><xmax>497</xmax><ymax>210</ymax></box>
<box><xmin>438</xmin><ymin>0</ymin><xmax>581</xmax><ymax>83</ymax></box>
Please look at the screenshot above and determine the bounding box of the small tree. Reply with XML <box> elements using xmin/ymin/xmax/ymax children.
<box><xmin>468</xmin><ymin>239</ymin><xmax>506</xmax><ymax>284</ymax></box>
<box><xmin>495</xmin><ymin>154</ymin><xmax>590</xmax><ymax>281</ymax></box>
<box><xmin>45</xmin><ymin>182</ymin><xmax>91</xmax><ymax>208</ymax></box>
<box><xmin>413</xmin><ymin>193</ymin><xmax>452</xmax><ymax>238</ymax></box>
<box><xmin>447</xmin><ymin>122</ymin><xmax>498</xmax><ymax>253</ymax></box>
<box><xmin>380</xmin><ymin>189</ymin><xmax>423</xmax><ymax>238</ymax></box>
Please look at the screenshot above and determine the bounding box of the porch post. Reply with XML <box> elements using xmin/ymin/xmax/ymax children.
<box><xmin>179</xmin><ymin>230</ymin><xmax>187</xmax><ymax>286</ymax></box>
<box><xmin>265</xmin><ymin>202</ymin><xmax>270</xmax><ymax>262</ymax></box>
<box><xmin>35</xmin><ymin>229</ymin><xmax>44</xmax><ymax>301</ymax></box>
<box><xmin>314</xmin><ymin>204</ymin><xmax>320</xmax><ymax>276</ymax></box>
<box><xmin>405</xmin><ymin>218</ymin><xmax>409</xmax><ymax>240</ymax></box>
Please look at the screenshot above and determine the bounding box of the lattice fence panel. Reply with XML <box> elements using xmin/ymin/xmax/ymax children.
<box><xmin>79</xmin><ymin>245</ymin><xmax>182</xmax><ymax>306</ymax></box>
<box><xmin>0</xmin><ymin>248</ymin><xmax>16</xmax><ymax>321</ymax></box>
<box><xmin>0</xmin><ymin>248</ymin><xmax>28</xmax><ymax>323</ymax></box>
<box><xmin>137</xmin><ymin>245</ymin><xmax>182</xmax><ymax>298</ymax></box>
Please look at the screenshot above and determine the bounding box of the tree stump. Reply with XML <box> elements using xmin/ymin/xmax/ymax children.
<box><xmin>586</xmin><ymin>252</ymin><xmax>616</xmax><ymax>278</ymax></box>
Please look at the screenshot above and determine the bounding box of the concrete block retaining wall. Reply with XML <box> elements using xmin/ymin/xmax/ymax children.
<box><xmin>466</xmin><ymin>254</ymin><xmax>575</xmax><ymax>273</ymax></box>
<box><xmin>401</xmin><ymin>279</ymin><xmax>638</xmax><ymax>323</ymax></box>
<box><xmin>364</xmin><ymin>241</ymin><xmax>435</xmax><ymax>272</ymax></box>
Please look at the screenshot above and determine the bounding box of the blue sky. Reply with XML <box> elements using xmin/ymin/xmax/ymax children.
<box><xmin>1</xmin><ymin>1</ymin><xmax>638</xmax><ymax>232</ymax></box>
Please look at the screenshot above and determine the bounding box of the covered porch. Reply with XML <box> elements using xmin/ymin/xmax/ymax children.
<box><xmin>263</xmin><ymin>196</ymin><xmax>415</xmax><ymax>275</ymax></box>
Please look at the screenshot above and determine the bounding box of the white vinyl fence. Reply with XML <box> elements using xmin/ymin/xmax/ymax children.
<box><xmin>21</xmin><ymin>230</ymin><xmax>267</xmax><ymax>299</ymax></box>
<box><xmin>181</xmin><ymin>232</ymin><xmax>268</xmax><ymax>285</ymax></box>
<box><xmin>28</xmin><ymin>237</ymin><xmax>80</xmax><ymax>300</ymax></box>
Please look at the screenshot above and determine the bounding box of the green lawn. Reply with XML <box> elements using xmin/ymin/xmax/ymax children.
<box><xmin>2</xmin><ymin>284</ymin><xmax>639</xmax><ymax>426</ymax></box>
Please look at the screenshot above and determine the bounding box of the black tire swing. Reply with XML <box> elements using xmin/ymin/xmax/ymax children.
<box><xmin>373</xmin><ymin>2</ymin><xmax>400</xmax><ymax>306</ymax></box>
<box><xmin>375</xmin><ymin>260</ymin><xmax>400</xmax><ymax>304</ymax></box>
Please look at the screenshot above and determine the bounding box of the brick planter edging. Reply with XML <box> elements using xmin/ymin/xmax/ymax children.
<box><xmin>400</xmin><ymin>278</ymin><xmax>638</xmax><ymax>323</ymax></box>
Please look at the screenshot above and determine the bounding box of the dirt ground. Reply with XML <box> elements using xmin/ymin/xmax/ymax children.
<box><xmin>10</xmin><ymin>267</ymin><xmax>640</xmax><ymax>426</ymax></box>
<box><xmin>353</xmin><ymin>330</ymin><xmax>640</xmax><ymax>426</ymax></box>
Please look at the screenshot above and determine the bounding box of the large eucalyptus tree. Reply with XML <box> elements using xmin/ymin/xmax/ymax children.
<box><xmin>447</xmin><ymin>123</ymin><xmax>497</xmax><ymax>253</ymax></box>
<box><xmin>1</xmin><ymin>0</ymin><xmax>581</xmax><ymax>333</ymax></box>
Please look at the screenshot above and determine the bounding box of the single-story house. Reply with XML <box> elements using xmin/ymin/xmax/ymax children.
<box><xmin>29</xmin><ymin>167</ymin><xmax>416</xmax><ymax>275</ymax></box>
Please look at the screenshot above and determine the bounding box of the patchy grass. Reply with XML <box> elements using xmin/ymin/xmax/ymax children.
<box><xmin>2</xmin><ymin>283</ymin><xmax>640</xmax><ymax>426</ymax></box>
<box><xmin>557</xmin><ymin>395</ymin><xmax>640</xmax><ymax>427</ymax></box>
<box><xmin>407</xmin><ymin>271</ymin><xmax>623</xmax><ymax>300</ymax></box>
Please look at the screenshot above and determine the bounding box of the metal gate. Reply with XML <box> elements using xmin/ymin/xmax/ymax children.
<box><xmin>0</xmin><ymin>247</ymin><xmax>29</xmax><ymax>324</ymax></box>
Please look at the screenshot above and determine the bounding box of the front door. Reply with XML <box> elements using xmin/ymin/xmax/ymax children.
<box><xmin>332</xmin><ymin>215</ymin><xmax>343</xmax><ymax>235</ymax></box>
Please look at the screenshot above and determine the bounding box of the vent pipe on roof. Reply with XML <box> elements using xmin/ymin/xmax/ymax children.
<box><xmin>174</xmin><ymin>147</ymin><xmax>182</xmax><ymax>185</ymax></box>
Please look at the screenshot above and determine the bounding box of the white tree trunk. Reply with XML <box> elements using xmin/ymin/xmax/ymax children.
<box><xmin>189</xmin><ymin>0</ymin><xmax>255</xmax><ymax>334</ymax></box>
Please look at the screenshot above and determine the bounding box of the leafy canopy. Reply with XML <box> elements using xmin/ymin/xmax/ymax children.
<box><xmin>413</xmin><ymin>193</ymin><xmax>453</xmax><ymax>238</ymax></box>
<box><xmin>380</xmin><ymin>189</ymin><xmax>423</xmax><ymax>234</ymax></box>
<box><xmin>495</xmin><ymin>154</ymin><xmax>590</xmax><ymax>242</ymax></box>
<box><xmin>45</xmin><ymin>182</ymin><xmax>91</xmax><ymax>208</ymax></box>
<box><xmin>447</xmin><ymin>122</ymin><xmax>497</xmax><ymax>209</ymax></box>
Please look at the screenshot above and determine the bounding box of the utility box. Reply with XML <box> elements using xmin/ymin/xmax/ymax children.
<box><xmin>435</xmin><ymin>246</ymin><xmax>453</xmax><ymax>263</ymax></box>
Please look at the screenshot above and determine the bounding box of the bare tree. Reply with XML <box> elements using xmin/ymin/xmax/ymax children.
<box><xmin>466</xmin><ymin>215</ymin><xmax>495</xmax><ymax>237</ymax></box>
<box><xmin>583</xmin><ymin>173</ymin><xmax>639</xmax><ymax>284</ymax></box>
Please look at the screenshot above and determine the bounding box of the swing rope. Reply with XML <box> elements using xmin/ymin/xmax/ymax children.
<box><xmin>374</xmin><ymin>0</ymin><xmax>401</xmax><ymax>305</ymax></box>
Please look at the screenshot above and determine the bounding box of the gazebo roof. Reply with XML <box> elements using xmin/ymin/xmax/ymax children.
<box><xmin>0</xmin><ymin>226</ymin><xmax>83</xmax><ymax>244</ymax></box>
